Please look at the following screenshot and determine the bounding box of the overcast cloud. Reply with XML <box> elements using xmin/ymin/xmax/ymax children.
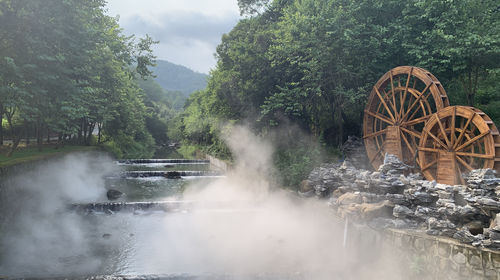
<box><xmin>106</xmin><ymin>0</ymin><xmax>241</xmax><ymax>73</ymax></box>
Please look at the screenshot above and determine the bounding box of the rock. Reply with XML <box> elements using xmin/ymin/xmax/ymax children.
<box><xmin>413</xmin><ymin>191</ymin><xmax>438</xmax><ymax>205</ymax></box>
<box><xmin>489</xmin><ymin>213</ymin><xmax>500</xmax><ymax>232</ymax></box>
<box><xmin>360</xmin><ymin>200</ymin><xmax>394</xmax><ymax>219</ymax></box>
<box><xmin>106</xmin><ymin>189</ymin><xmax>124</xmax><ymax>200</ymax></box>
<box><xmin>393</xmin><ymin>204</ymin><xmax>413</xmax><ymax>218</ymax></box>
<box><xmin>336</xmin><ymin>192</ymin><xmax>362</xmax><ymax>205</ymax></box>
<box><xmin>300</xmin><ymin>180</ymin><xmax>313</xmax><ymax>192</ymax></box>
<box><xmin>102</xmin><ymin>233</ymin><xmax>112</xmax><ymax>239</ymax></box>
<box><xmin>490</xmin><ymin>230</ymin><xmax>500</xmax><ymax>241</ymax></box>
<box><xmin>464</xmin><ymin>221</ymin><xmax>484</xmax><ymax>235</ymax></box>
<box><xmin>165</xmin><ymin>171</ymin><xmax>182</xmax><ymax>179</ymax></box>
<box><xmin>298</xmin><ymin>189</ymin><xmax>315</xmax><ymax>198</ymax></box>
<box><xmin>414</xmin><ymin>206</ymin><xmax>433</xmax><ymax>219</ymax></box>
<box><xmin>378</xmin><ymin>153</ymin><xmax>411</xmax><ymax>176</ymax></box>
<box><xmin>427</xmin><ymin>217</ymin><xmax>456</xmax><ymax>231</ymax></box>
<box><xmin>476</xmin><ymin>198</ymin><xmax>500</xmax><ymax>211</ymax></box>
<box><xmin>341</xmin><ymin>136</ymin><xmax>371</xmax><ymax>170</ymax></box>
<box><xmin>453</xmin><ymin>229</ymin><xmax>477</xmax><ymax>244</ymax></box>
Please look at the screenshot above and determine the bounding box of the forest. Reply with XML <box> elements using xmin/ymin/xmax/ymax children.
<box><xmin>0</xmin><ymin>0</ymin><xmax>499</xmax><ymax>187</ymax></box>
<box><xmin>173</xmin><ymin>0</ymin><xmax>500</xmax><ymax>186</ymax></box>
<box><xmin>0</xmin><ymin>0</ymin><xmax>173</xmax><ymax>158</ymax></box>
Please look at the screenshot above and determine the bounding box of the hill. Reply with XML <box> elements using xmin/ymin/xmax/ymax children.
<box><xmin>152</xmin><ymin>60</ymin><xmax>208</xmax><ymax>96</ymax></box>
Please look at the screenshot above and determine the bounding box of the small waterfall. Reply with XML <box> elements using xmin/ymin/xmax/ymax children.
<box><xmin>118</xmin><ymin>159</ymin><xmax>210</xmax><ymax>164</ymax></box>
<box><xmin>118</xmin><ymin>170</ymin><xmax>224</xmax><ymax>178</ymax></box>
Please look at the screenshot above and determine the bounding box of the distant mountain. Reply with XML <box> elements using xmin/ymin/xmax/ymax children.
<box><xmin>152</xmin><ymin>60</ymin><xmax>208</xmax><ymax>96</ymax></box>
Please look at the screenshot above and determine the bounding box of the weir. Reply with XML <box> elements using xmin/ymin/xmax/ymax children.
<box><xmin>118</xmin><ymin>159</ymin><xmax>210</xmax><ymax>164</ymax></box>
<box><xmin>119</xmin><ymin>170</ymin><xmax>225</xmax><ymax>178</ymax></box>
<box><xmin>69</xmin><ymin>200</ymin><xmax>260</xmax><ymax>214</ymax></box>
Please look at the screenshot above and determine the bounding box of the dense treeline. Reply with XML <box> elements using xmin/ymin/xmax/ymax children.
<box><xmin>175</xmin><ymin>0</ymin><xmax>500</xmax><ymax>186</ymax></box>
<box><xmin>0</xmin><ymin>0</ymin><xmax>170</xmax><ymax>158</ymax></box>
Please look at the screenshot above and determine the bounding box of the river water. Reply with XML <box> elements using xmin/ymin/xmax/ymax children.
<box><xmin>0</xmin><ymin>152</ymin><xmax>407</xmax><ymax>279</ymax></box>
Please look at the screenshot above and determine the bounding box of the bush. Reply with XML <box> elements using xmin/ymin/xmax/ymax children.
<box><xmin>273</xmin><ymin>141</ymin><xmax>339</xmax><ymax>190</ymax></box>
<box><xmin>176</xmin><ymin>144</ymin><xmax>199</xmax><ymax>159</ymax></box>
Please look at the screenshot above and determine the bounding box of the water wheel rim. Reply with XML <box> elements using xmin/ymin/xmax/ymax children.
<box><xmin>363</xmin><ymin>66</ymin><xmax>449</xmax><ymax>170</ymax></box>
<box><xmin>418</xmin><ymin>106</ymin><xmax>497</xmax><ymax>185</ymax></box>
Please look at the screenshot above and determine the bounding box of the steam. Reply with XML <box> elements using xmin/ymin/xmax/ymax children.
<box><xmin>0</xmin><ymin>127</ymin><xmax>418</xmax><ymax>279</ymax></box>
<box><xmin>176</xmin><ymin>125</ymin><xmax>408</xmax><ymax>279</ymax></box>
<box><xmin>0</xmin><ymin>152</ymin><xmax>118</xmax><ymax>277</ymax></box>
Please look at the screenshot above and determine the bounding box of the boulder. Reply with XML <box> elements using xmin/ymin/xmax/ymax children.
<box><xmin>336</xmin><ymin>192</ymin><xmax>362</xmax><ymax>205</ymax></box>
<box><xmin>165</xmin><ymin>171</ymin><xmax>182</xmax><ymax>179</ymax></box>
<box><xmin>341</xmin><ymin>136</ymin><xmax>371</xmax><ymax>170</ymax></box>
<box><xmin>106</xmin><ymin>189</ymin><xmax>124</xmax><ymax>201</ymax></box>
<box><xmin>393</xmin><ymin>204</ymin><xmax>413</xmax><ymax>219</ymax></box>
<box><xmin>453</xmin><ymin>229</ymin><xmax>477</xmax><ymax>244</ymax></box>
<box><xmin>360</xmin><ymin>200</ymin><xmax>394</xmax><ymax>220</ymax></box>
<box><xmin>378</xmin><ymin>153</ymin><xmax>411</xmax><ymax>176</ymax></box>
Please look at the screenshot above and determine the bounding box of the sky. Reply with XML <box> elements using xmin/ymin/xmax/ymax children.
<box><xmin>105</xmin><ymin>0</ymin><xmax>241</xmax><ymax>74</ymax></box>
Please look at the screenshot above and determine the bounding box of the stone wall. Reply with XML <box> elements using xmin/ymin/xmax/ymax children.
<box><xmin>385</xmin><ymin>229</ymin><xmax>500</xmax><ymax>279</ymax></box>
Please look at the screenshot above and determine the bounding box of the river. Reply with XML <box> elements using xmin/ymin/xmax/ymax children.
<box><xmin>0</xmin><ymin>150</ymin><xmax>410</xmax><ymax>279</ymax></box>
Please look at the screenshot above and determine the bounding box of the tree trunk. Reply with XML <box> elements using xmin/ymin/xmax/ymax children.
<box><xmin>7</xmin><ymin>136</ymin><xmax>21</xmax><ymax>157</ymax></box>
<box><xmin>36</xmin><ymin>120</ymin><xmax>42</xmax><ymax>152</ymax></box>
<box><xmin>46</xmin><ymin>127</ymin><xmax>50</xmax><ymax>143</ymax></box>
<box><xmin>86</xmin><ymin>122</ymin><xmax>95</xmax><ymax>145</ymax></box>
<box><xmin>25</xmin><ymin>121</ymin><xmax>30</xmax><ymax>145</ymax></box>
<box><xmin>0</xmin><ymin>104</ymin><xmax>4</xmax><ymax>146</ymax></box>
<box><xmin>97</xmin><ymin>123</ymin><xmax>102</xmax><ymax>144</ymax></box>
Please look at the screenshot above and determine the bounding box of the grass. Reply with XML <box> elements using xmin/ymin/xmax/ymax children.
<box><xmin>0</xmin><ymin>144</ymin><xmax>98</xmax><ymax>168</ymax></box>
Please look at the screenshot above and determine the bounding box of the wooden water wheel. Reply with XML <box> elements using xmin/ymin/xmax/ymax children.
<box><xmin>418</xmin><ymin>106</ymin><xmax>500</xmax><ymax>185</ymax></box>
<box><xmin>363</xmin><ymin>66</ymin><xmax>450</xmax><ymax>169</ymax></box>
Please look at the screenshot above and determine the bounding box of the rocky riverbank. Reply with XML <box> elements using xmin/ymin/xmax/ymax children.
<box><xmin>302</xmin><ymin>151</ymin><xmax>500</xmax><ymax>250</ymax></box>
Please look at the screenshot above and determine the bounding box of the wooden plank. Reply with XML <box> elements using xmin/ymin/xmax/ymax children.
<box><xmin>385</xmin><ymin>126</ymin><xmax>403</xmax><ymax>160</ymax></box>
<box><xmin>436</xmin><ymin>151</ymin><xmax>459</xmax><ymax>185</ymax></box>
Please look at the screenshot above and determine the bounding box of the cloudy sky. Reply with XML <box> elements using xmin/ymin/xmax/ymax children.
<box><xmin>106</xmin><ymin>0</ymin><xmax>241</xmax><ymax>74</ymax></box>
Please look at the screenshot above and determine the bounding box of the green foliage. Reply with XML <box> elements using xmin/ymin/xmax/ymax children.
<box><xmin>0</xmin><ymin>0</ymin><xmax>159</xmax><ymax>158</ymax></box>
<box><xmin>273</xmin><ymin>145</ymin><xmax>321</xmax><ymax>189</ymax></box>
<box><xmin>0</xmin><ymin>145</ymin><xmax>97</xmax><ymax>168</ymax></box>
<box><xmin>176</xmin><ymin>144</ymin><xmax>200</xmax><ymax>159</ymax></box>
<box><xmin>178</xmin><ymin>0</ymin><xmax>500</xmax><ymax>188</ymax></box>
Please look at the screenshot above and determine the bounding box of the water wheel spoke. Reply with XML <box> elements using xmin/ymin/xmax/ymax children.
<box><xmin>389</xmin><ymin>71</ymin><xmax>397</xmax><ymax>119</ymax></box>
<box><xmin>400</xmin><ymin>127</ymin><xmax>421</xmax><ymax>139</ymax></box>
<box><xmin>450</xmin><ymin>107</ymin><xmax>456</xmax><ymax>146</ymax></box>
<box><xmin>421</xmin><ymin>158</ymin><xmax>438</xmax><ymax>171</ymax></box>
<box><xmin>455</xmin><ymin>151</ymin><xmax>494</xmax><ymax>159</ymax></box>
<box><xmin>453</xmin><ymin>113</ymin><xmax>475</xmax><ymax>149</ymax></box>
<box><xmin>437</xmin><ymin>118</ymin><xmax>451</xmax><ymax>148</ymax></box>
<box><xmin>400</xmin><ymin>132</ymin><xmax>415</xmax><ymax>156</ymax></box>
<box><xmin>455</xmin><ymin>155</ymin><xmax>473</xmax><ymax>172</ymax></box>
<box><xmin>364</xmin><ymin>110</ymin><xmax>394</xmax><ymax>125</ymax></box>
<box><xmin>363</xmin><ymin>128</ymin><xmax>388</xmax><ymax>139</ymax></box>
<box><xmin>425</xmin><ymin>129</ymin><xmax>448</xmax><ymax>149</ymax></box>
<box><xmin>374</xmin><ymin>87</ymin><xmax>396</xmax><ymax>121</ymax></box>
<box><xmin>399</xmin><ymin>69</ymin><xmax>412</xmax><ymax>119</ymax></box>
<box><xmin>402</xmin><ymin>83</ymin><xmax>431</xmax><ymax>121</ymax></box>
<box><xmin>418</xmin><ymin>147</ymin><xmax>441</xmax><ymax>153</ymax></box>
<box><xmin>403</xmin><ymin>115</ymin><xmax>430</xmax><ymax>126</ymax></box>
<box><xmin>370</xmin><ymin>142</ymin><xmax>386</xmax><ymax>164</ymax></box>
<box><xmin>382</xmin><ymin>89</ymin><xmax>399</xmax><ymax>117</ymax></box>
<box><xmin>455</xmin><ymin>130</ymin><xmax>490</xmax><ymax>152</ymax></box>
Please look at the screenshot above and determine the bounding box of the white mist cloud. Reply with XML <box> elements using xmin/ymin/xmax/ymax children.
<box><xmin>0</xmin><ymin>153</ymin><xmax>118</xmax><ymax>277</ymax></box>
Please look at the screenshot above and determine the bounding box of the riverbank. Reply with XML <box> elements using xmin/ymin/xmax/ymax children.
<box><xmin>0</xmin><ymin>145</ymin><xmax>98</xmax><ymax>168</ymax></box>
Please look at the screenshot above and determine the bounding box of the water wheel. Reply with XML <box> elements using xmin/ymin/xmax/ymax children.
<box><xmin>418</xmin><ymin>106</ymin><xmax>500</xmax><ymax>185</ymax></box>
<box><xmin>363</xmin><ymin>66</ymin><xmax>450</xmax><ymax>169</ymax></box>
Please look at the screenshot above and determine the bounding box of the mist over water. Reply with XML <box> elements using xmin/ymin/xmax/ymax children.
<box><xmin>0</xmin><ymin>128</ymin><xmax>409</xmax><ymax>279</ymax></box>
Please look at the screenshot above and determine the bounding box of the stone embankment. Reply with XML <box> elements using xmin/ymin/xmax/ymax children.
<box><xmin>302</xmin><ymin>148</ymin><xmax>500</xmax><ymax>250</ymax></box>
